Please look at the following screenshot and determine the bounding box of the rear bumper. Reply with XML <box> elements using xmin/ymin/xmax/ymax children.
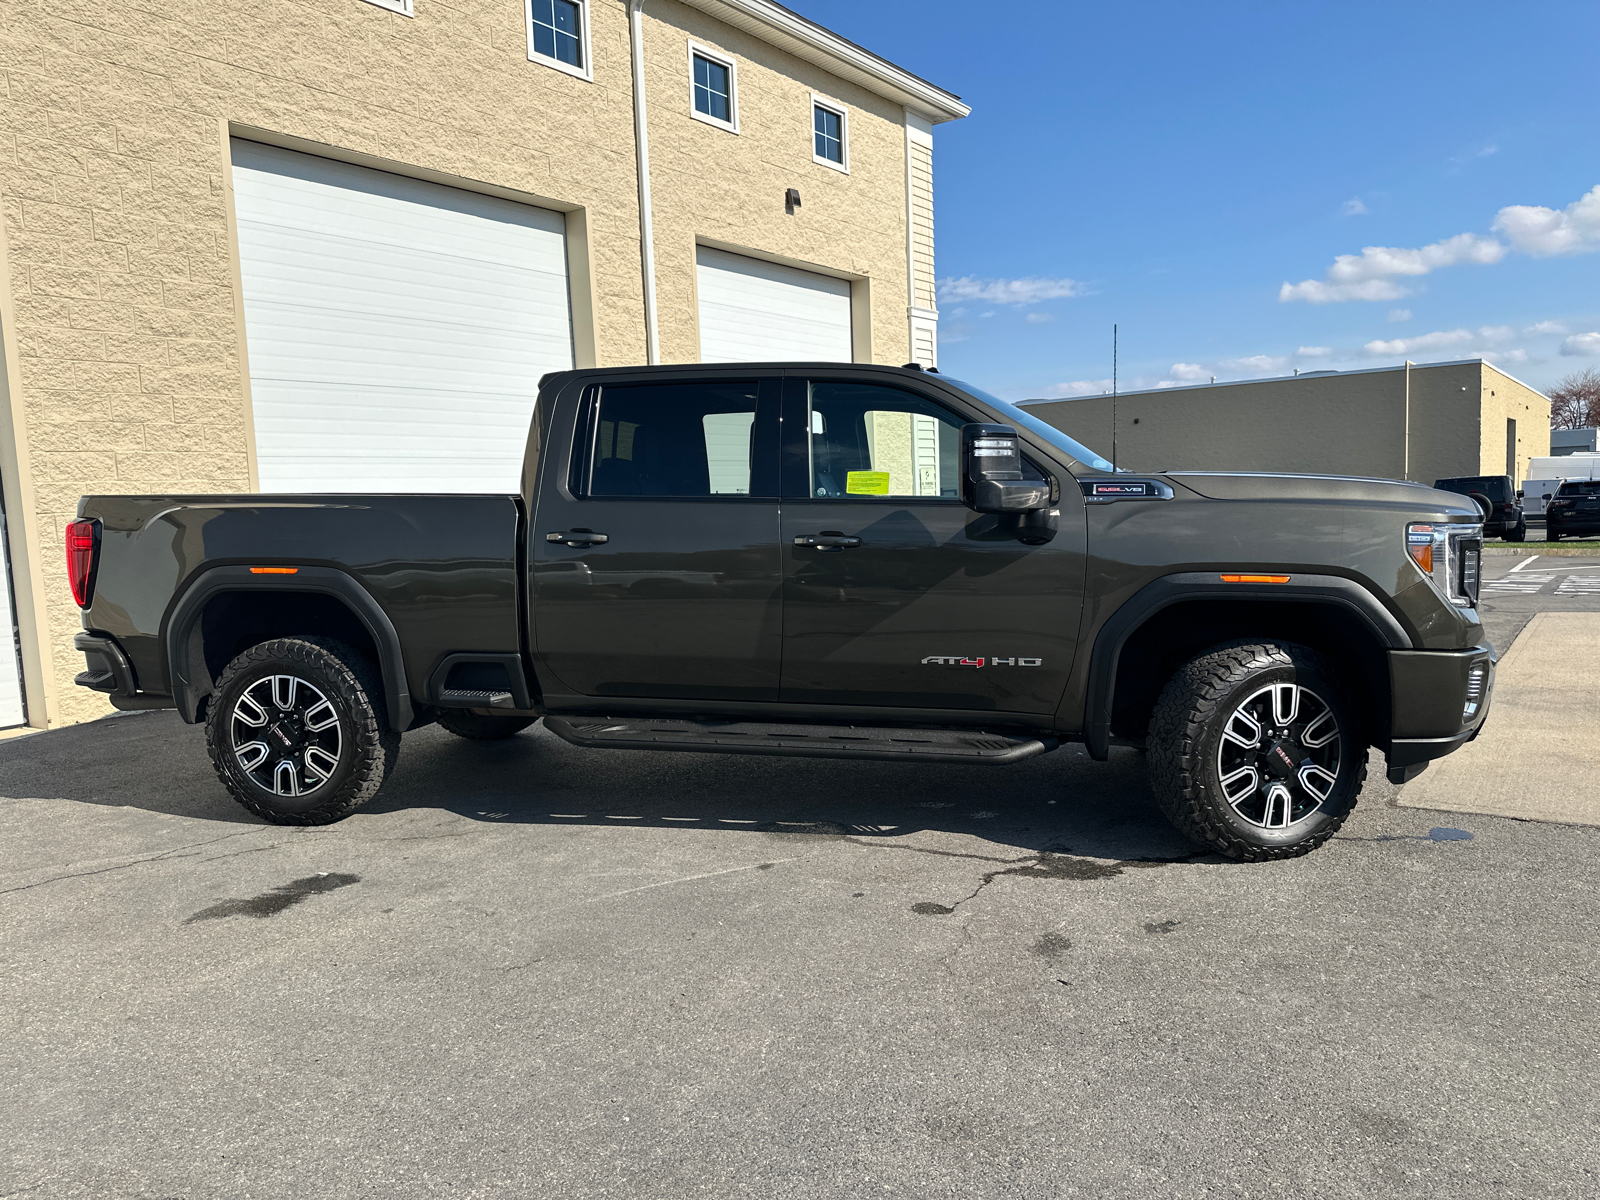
<box><xmin>1384</xmin><ymin>644</ymin><xmax>1495</xmax><ymax>784</ymax></box>
<box><xmin>74</xmin><ymin>632</ymin><xmax>173</xmax><ymax>711</ymax></box>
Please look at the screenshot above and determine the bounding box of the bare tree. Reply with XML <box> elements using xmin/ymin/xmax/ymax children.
<box><xmin>1548</xmin><ymin>367</ymin><xmax>1600</xmax><ymax>430</ymax></box>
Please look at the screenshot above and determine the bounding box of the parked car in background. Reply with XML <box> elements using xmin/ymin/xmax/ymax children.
<box><xmin>1433</xmin><ymin>475</ymin><xmax>1526</xmax><ymax>541</ymax></box>
<box><xmin>1545</xmin><ymin>479</ymin><xmax>1600</xmax><ymax>540</ymax></box>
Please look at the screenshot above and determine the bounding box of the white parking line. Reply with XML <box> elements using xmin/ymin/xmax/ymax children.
<box><xmin>1509</xmin><ymin>555</ymin><xmax>1542</xmax><ymax>573</ymax></box>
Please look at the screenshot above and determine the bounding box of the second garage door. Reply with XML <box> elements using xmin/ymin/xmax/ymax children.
<box><xmin>231</xmin><ymin>141</ymin><xmax>575</xmax><ymax>493</ymax></box>
<box><xmin>696</xmin><ymin>247</ymin><xmax>853</xmax><ymax>363</ymax></box>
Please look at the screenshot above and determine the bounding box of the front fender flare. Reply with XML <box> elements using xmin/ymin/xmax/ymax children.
<box><xmin>1081</xmin><ymin>572</ymin><xmax>1412</xmax><ymax>760</ymax></box>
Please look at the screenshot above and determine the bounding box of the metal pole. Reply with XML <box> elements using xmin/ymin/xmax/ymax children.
<box><xmin>628</xmin><ymin>0</ymin><xmax>661</xmax><ymax>365</ymax></box>
<box><xmin>1111</xmin><ymin>323</ymin><xmax>1118</xmax><ymax>472</ymax></box>
<box><xmin>1403</xmin><ymin>360</ymin><xmax>1412</xmax><ymax>480</ymax></box>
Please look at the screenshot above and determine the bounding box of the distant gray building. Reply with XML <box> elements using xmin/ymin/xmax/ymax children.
<box><xmin>1551</xmin><ymin>428</ymin><xmax>1599</xmax><ymax>455</ymax></box>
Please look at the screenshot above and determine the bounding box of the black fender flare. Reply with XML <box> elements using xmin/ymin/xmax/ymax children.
<box><xmin>164</xmin><ymin>565</ymin><xmax>413</xmax><ymax>732</ymax></box>
<box><xmin>1082</xmin><ymin>572</ymin><xmax>1412</xmax><ymax>760</ymax></box>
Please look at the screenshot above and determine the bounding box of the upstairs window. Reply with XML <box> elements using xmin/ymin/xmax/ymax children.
<box><xmin>690</xmin><ymin>45</ymin><xmax>738</xmax><ymax>132</ymax></box>
<box><xmin>812</xmin><ymin>98</ymin><xmax>848</xmax><ymax>172</ymax></box>
<box><xmin>528</xmin><ymin>0</ymin><xmax>590</xmax><ymax>80</ymax></box>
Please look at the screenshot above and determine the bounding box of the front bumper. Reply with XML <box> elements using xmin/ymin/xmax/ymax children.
<box><xmin>1384</xmin><ymin>644</ymin><xmax>1495</xmax><ymax>784</ymax></box>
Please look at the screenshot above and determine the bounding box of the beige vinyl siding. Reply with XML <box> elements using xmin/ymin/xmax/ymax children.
<box><xmin>909</xmin><ymin>141</ymin><xmax>936</xmax><ymax>310</ymax></box>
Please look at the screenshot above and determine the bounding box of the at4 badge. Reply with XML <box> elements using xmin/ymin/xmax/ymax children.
<box><xmin>920</xmin><ymin>656</ymin><xmax>1043</xmax><ymax>668</ymax></box>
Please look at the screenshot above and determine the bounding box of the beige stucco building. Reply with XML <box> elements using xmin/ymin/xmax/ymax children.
<box><xmin>0</xmin><ymin>0</ymin><xmax>968</xmax><ymax>729</ymax></box>
<box><xmin>1023</xmin><ymin>359</ymin><xmax>1550</xmax><ymax>489</ymax></box>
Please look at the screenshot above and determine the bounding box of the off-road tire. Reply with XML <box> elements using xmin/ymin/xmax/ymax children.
<box><xmin>1147</xmin><ymin>641</ymin><xmax>1366</xmax><ymax>861</ymax></box>
<box><xmin>205</xmin><ymin>637</ymin><xmax>399</xmax><ymax>825</ymax></box>
<box><xmin>434</xmin><ymin>709</ymin><xmax>536</xmax><ymax>740</ymax></box>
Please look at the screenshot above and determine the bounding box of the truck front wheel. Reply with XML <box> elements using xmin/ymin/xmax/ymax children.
<box><xmin>205</xmin><ymin>637</ymin><xmax>399</xmax><ymax>825</ymax></box>
<box><xmin>1147</xmin><ymin>641</ymin><xmax>1365</xmax><ymax>860</ymax></box>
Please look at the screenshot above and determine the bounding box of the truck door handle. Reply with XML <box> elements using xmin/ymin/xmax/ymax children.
<box><xmin>546</xmin><ymin>530</ymin><xmax>609</xmax><ymax>547</ymax></box>
<box><xmin>793</xmin><ymin>533</ymin><xmax>861</xmax><ymax>549</ymax></box>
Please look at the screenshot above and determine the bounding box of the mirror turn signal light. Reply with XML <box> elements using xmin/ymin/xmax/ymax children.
<box><xmin>249</xmin><ymin>567</ymin><xmax>299</xmax><ymax>575</ymax></box>
<box><xmin>1220</xmin><ymin>574</ymin><xmax>1290</xmax><ymax>584</ymax></box>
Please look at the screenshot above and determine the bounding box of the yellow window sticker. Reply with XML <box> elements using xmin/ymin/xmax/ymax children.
<box><xmin>846</xmin><ymin>471</ymin><xmax>891</xmax><ymax>495</ymax></box>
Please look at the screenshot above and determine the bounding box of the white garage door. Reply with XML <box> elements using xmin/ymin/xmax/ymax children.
<box><xmin>696</xmin><ymin>247</ymin><xmax>852</xmax><ymax>363</ymax></box>
<box><xmin>230</xmin><ymin>141</ymin><xmax>574</xmax><ymax>493</ymax></box>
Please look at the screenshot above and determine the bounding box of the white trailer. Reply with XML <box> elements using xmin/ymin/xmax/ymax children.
<box><xmin>1524</xmin><ymin>455</ymin><xmax>1600</xmax><ymax>514</ymax></box>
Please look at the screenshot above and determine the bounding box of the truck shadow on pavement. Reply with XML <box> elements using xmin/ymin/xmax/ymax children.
<box><xmin>0</xmin><ymin>711</ymin><xmax>1213</xmax><ymax>862</ymax></box>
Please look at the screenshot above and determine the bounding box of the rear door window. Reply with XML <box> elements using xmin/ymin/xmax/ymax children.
<box><xmin>583</xmin><ymin>380</ymin><xmax>778</xmax><ymax>498</ymax></box>
<box><xmin>1557</xmin><ymin>481</ymin><xmax>1600</xmax><ymax>497</ymax></box>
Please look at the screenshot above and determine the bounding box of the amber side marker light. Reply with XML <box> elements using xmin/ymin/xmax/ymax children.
<box><xmin>1220</xmin><ymin>574</ymin><xmax>1291</xmax><ymax>584</ymax></box>
<box><xmin>249</xmin><ymin>567</ymin><xmax>299</xmax><ymax>575</ymax></box>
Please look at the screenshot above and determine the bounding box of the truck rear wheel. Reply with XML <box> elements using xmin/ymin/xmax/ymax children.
<box><xmin>205</xmin><ymin>637</ymin><xmax>399</xmax><ymax>825</ymax></box>
<box><xmin>434</xmin><ymin>709</ymin><xmax>535</xmax><ymax>740</ymax></box>
<box><xmin>1147</xmin><ymin>641</ymin><xmax>1365</xmax><ymax>860</ymax></box>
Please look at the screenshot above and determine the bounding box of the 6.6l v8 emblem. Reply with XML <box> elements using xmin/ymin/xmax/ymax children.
<box><xmin>920</xmin><ymin>656</ymin><xmax>1043</xmax><ymax>668</ymax></box>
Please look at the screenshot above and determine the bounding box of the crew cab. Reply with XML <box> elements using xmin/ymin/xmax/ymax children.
<box><xmin>69</xmin><ymin>363</ymin><xmax>1495</xmax><ymax>860</ymax></box>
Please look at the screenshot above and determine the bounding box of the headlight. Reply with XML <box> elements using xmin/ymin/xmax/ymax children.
<box><xmin>1407</xmin><ymin>523</ymin><xmax>1482</xmax><ymax>607</ymax></box>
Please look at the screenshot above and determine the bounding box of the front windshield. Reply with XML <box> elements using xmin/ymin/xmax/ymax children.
<box><xmin>940</xmin><ymin>377</ymin><xmax>1116</xmax><ymax>473</ymax></box>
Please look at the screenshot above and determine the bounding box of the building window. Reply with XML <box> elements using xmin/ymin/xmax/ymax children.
<box><xmin>689</xmin><ymin>44</ymin><xmax>738</xmax><ymax>132</ymax></box>
<box><xmin>812</xmin><ymin>97</ymin><xmax>849</xmax><ymax>172</ymax></box>
<box><xmin>527</xmin><ymin>0</ymin><xmax>590</xmax><ymax>80</ymax></box>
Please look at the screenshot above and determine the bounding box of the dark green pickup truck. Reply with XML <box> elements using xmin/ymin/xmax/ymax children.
<box><xmin>69</xmin><ymin>363</ymin><xmax>1493</xmax><ymax>859</ymax></box>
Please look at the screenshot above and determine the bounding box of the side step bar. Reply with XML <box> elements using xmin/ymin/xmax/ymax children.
<box><xmin>544</xmin><ymin>716</ymin><xmax>1057</xmax><ymax>765</ymax></box>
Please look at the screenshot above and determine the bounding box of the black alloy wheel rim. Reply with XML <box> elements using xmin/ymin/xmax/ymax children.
<box><xmin>231</xmin><ymin>674</ymin><xmax>343</xmax><ymax>797</ymax></box>
<box><xmin>1214</xmin><ymin>681</ymin><xmax>1341</xmax><ymax>829</ymax></box>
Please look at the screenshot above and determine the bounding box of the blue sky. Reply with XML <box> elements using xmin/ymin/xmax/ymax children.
<box><xmin>799</xmin><ymin>0</ymin><xmax>1600</xmax><ymax>400</ymax></box>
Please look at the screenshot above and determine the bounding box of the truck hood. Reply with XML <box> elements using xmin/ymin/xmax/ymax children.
<box><xmin>1164</xmin><ymin>470</ymin><xmax>1479</xmax><ymax>514</ymax></box>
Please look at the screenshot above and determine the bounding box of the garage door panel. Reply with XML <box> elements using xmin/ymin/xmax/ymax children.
<box><xmin>696</xmin><ymin>247</ymin><xmax>852</xmax><ymax>363</ymax></box>
<box><xmin>231</xmin><ymin>140</ymin><xmax>573</xmax><ymax>493</ymax></box>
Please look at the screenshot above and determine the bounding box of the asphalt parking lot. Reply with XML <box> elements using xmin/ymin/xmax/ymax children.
<box><xmin>4</xmin><ymin>557</ymin><xmax>1598</xmax><ymax>1199</ymax></box>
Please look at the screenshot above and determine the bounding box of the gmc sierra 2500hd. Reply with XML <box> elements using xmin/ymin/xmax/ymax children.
<box><xmin>69</xmin><ymin>363</ymin><xmax>1493</xmax><ymax>860</ymax></box>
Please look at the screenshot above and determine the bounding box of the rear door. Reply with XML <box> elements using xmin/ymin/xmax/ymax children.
<box><xmin>531</xmin><ymin>375</ymin><xmax>784</xmax><ymax>702</ymax></box>
<box><xmin>777</xmin><ymin>373</ymin><xmax>1087</xmax><ymax>714</ymax></box>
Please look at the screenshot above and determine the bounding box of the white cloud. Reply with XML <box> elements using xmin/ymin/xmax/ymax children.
<box><xmin>1040</xmin><ymin>378</ymin><xmax>1114</xmax><ymax>397</ymax></box>
<box><xmin>1493</xmin><ymin>185</ymin><xmax>1600</xmax><ymax>256</ymax></box>
<box><xmin>937</xmin><ymin>276</ymin><xmax>1084</xmax><ymax>305</ymax></box>
<box><xmin>1526</xmin><ymin>320</ymin><xmax>1567</xmax><ymax>335</ymax></box>
<box><xmin>1025</xmin><ymin>312</ymin><xmax>1054</xmax><ymax>324</ymax></box>
<box><xmin>1341</xmin><ymin>198</ymin><xmax>1369</xmax><ymax>216</ymax></box>
<box><xmin>1296</xmin><ymin>346</ymin><xmax>1332</xmax><ymax>357</ymax></box>
<box><xmin>1483</xmin><ymin>348</ymin><xmax>1529</xmax><ymax>364</ymax></box>
<box><xmin>1281</xmin><ymin>233</ymin><xmax>1506</xmax><ymax>303</ymax></box>
<box><xmin>1220</xmin><ymin>354</ymin><xmax>1288</xmax><ymax>373</ymax></box>
<box><xmin>1561</xmin><ymin>332</ymin><xmax>1600</xmax><ymax>356</ymax></box>
<box><xmin>1363</xmin><ymin>328</ymin><xmax>1476</xmax><ymax>356</ymax></box>
<box><xmin>1388</xmin><ymin>308</ymin><xmax>1412</xmax><ymax>323</ymax></box>
<box><xmin>1450</xmin><ymin>144</ymin><xmax>1499</xmax><ymax>165</ymax></box>
<box><xmin>1362</xmin><ymin>324</ymin><xmax>1516</xmax><ymax>357</ymax></box>
<box><xmin>1168</xmin><ymin>363</ymin><xmax>1209</xmax><ymax>381</ymax></box>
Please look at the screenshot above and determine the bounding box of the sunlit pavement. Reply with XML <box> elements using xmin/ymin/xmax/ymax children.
<box><xmin>3</xmin><ymin>569</ymin><xmax>1597</xmax><ymax>1199</ymax></box>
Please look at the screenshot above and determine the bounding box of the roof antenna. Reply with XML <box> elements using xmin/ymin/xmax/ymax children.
<box><xmin>1111</xmin><ymin>323</ymin><xmax>1118</xmax><ymax>472</ymax></box>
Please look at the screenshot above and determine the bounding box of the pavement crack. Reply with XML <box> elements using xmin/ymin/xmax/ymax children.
<box><xmin>0</xmin><ymin>828</ymin><xmax>268</xmax><ymax>896</ymax></box>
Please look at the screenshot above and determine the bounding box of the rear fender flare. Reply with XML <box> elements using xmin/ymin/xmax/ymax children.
<box><xmin>1082</xmin><ymin>572</ymin><xmax>1412</xmax><ymax>760</ymax></box>
<box><xmin>164</xmin><ymin>565</ymin><xmax>413</xmax><ymax>732</ymax></box>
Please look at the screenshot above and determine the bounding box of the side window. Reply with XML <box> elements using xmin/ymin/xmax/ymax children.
<box><xmin>805</xmin><ymin>382</ymin><xmax>963</xmax><ymax>499</ymax></box>
<box><xmin>585</xmin><ymin>381</ymin><xmax>771</xmax><ymax>498</ymax></box>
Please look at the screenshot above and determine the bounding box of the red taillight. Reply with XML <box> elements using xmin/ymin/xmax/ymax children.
<box><xmin>66</xmin><ymin>518</ymin><xmax>99</xmax><ymax>608</ymax></box>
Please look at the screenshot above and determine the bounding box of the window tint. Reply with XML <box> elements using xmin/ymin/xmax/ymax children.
<box><xmin>814</xmin><ymin>105</ymin><xmax>843</xmax><ymax>162</ymax></box>
<box><xmin>1557</xmin><ymin>481</ymin><xmax>1600</xmax><ymax>496</ymax></box>
<box><xmin>530</xmin><ymin>0</ymin><xmax>583</xmax><ymax>68</ymax></box>
<box><xmin>693</xmin><ymin>55</ymin><xmax>732</xmax><ymax>123</ymax></box>
<box><xmin>587</xmin><ymin>382</ymin><xmax>767</xmax><ymax>498</ymax></box>
<box><xmin>805</xmin><ymin>382</ymin><xmax>964</xmax><ymax>499</ymax></box>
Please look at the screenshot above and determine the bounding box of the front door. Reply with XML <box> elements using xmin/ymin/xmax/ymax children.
<box><xmin>778</xmin><ymin>376</ymin><xmax>1086</xmax><ymax>714</ymax></box>
<box><xmin>531</xmin><ymin>376</ymin><xmax>783</xmax><ymax>702</ymax></box>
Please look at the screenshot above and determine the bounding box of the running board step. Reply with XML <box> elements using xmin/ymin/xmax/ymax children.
<box><xmin>543</xmin><ymin>716</ymin><xmax>1057</xmax><ymax>764</ymax></box>
<box><xmin>436</xmin><ymin>688</ymin><xmax>515</xmax><ymax>709</ymax></box>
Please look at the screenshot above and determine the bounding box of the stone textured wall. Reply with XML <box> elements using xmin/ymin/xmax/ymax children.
<box><xmin>641</xmin><ymin>0</ymin><xmax>911</xmax><ymax>365</ymax></box>
<box><xmin>0</xmin><ymin>0</ymin><xmax>917</xmax><ymax>725</ymax></box>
